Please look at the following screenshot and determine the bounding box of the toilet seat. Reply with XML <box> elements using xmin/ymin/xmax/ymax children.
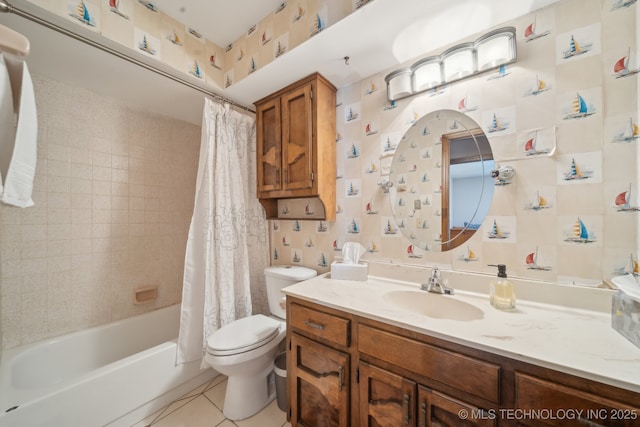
<box><xmin>206</xmin><ymin>314</ymin><xmax>281</xmax><ymax>356</ymax></box>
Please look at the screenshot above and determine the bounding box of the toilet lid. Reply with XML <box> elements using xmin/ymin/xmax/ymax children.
<box><xmin>207</xmin><ymin>314</ymin><xmax>281</xmax><ymax>356</ymax></box>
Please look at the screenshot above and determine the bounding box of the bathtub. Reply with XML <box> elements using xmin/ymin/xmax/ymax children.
<box><xmin>0</xmin><ymin>304</ymin><xmax>217</xmax><ymax>427</ymax></box>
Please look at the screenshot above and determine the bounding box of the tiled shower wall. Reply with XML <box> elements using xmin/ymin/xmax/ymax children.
<box><xmin>270</xmin><ymin>0</ymin><xmax>640</xmax><ymax>286</ymax></box>
<box><xmin>0</xmin><ymin>75</ymin><xmax>200</xmax><ymax>349</ymax></box>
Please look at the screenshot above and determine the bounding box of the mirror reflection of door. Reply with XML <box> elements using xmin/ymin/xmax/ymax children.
<box><xmin>441</xmin><ymin>129</ymin><xmax>494</xmax><ymax>251</ymax></box>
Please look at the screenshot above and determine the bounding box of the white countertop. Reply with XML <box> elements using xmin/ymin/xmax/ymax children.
<box><xmin>283</xmin><ymin>273</ymin><xmax>640</xmax><ymax>394</ymax></box>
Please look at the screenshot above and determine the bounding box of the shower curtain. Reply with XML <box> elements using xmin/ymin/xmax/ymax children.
<box><xmin>177</xmin><ymin>98</ymin><xmax>269</xmax><ymax>365</ymax></box>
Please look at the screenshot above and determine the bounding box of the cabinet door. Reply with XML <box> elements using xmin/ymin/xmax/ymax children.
<box><xmin>359</xmin><ymin>362</ymin><xmax>417</xmax><ymax>427</ymax></box>
<box><xmin>281</xmin><ymin>83</ymin><xmax>313</xmax><ymax>192</ymax></box>
<box><xmin>256</xmin><ymin>97</ymin><xmax>282</xmax><ymax>193</ymax></box>
<box><xmin>516</xmin><ymin>373</ymin><xmax>640</xmax><ymax>427</ymax></box>
<box><xmin>418</xmin><ymin>386</ymin><xmax>495</xmax><ymax>427</ymax></box>
<box><xmin>290</xmin><ymin>333</ymin><xmax>349</xmax><ymax>427</ymax></box>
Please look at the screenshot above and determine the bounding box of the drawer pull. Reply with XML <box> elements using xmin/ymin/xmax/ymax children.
<box><xmin>304</xmin><ymin>320</ymin><xmax>324</xmax><ymax>330</ymax></box>
<box><xmin>421</xmin><ymin>401</ymin><xmax>427</xmax><ymax>427</ymax></box>
<box><xmin>403</xmin><ymin>394</ymin><xmax>411</xmax><ymax>424</ymax></box>
<box><xmin>338</xmin><ymin>365</ymin><xmax>344</xmax><ymax>391</ymax></box>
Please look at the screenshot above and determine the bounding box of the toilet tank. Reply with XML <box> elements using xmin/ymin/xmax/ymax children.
<box><xmin>264</xmin><ymin>266</ymin><xmax>317</xmax><ymax>319</ymax></box>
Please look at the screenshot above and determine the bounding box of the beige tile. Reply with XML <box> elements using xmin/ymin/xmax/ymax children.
<box><xmin>235</xmin><ymin>401</ymin><xmax>286</xmax><ymax>427</ymax></box>
<box><xmin>204</xmin><ymin>378</ymin><xmax>227</xmax><ymax>410</ymax></box>
<box><xmin>132</xmin><ymin>394</ymin><xmax>200</xmax><ymax>427</ymax></box>
<box><xmin>152</xmin><ymin>395</ymin><xmax>225</xmax><ymax>427</ymax></box>
<box><xmin>216</xmin><ymin>421</ymin><xmax>237</xmax><ymax>427</ymax></box>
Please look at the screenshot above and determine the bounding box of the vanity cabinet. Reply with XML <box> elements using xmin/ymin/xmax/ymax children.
<box><xmin>288</xmin><ymin>301</ymin><xmax>352</xmax><ymax>426</ymax></box>
<box><xmin>286</xmin><ymin>296</ymin><xmax>640</xmax><ymax>427</ymax></box>
<box><xmin>359</xmin><ymin>362</ymin><xmax>417</xmax><ymax>426</ymax></box>
<box><xmin>358</xmin><ymin>323</ymin><xmax>497</xmax><ymax>427</ymax></box>
<box><xmin>255</xmin><ymin>73</ymin><xmax>336</xmax><ymax>220</ymax></box>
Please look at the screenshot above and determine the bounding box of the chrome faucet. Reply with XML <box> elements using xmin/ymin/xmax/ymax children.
<box><xmin>421</xmin><ymin>267</ymin><xmax>454</xmax><ymax>295</ymax></box>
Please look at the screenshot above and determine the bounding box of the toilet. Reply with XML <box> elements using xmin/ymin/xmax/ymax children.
<box><xmin>204</xmin><ymin>265</ymin><xmax>317</xmax><ymax>420</ymax></box>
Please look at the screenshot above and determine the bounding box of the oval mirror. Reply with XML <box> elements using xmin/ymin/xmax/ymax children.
<box><xmin>388</xmin><ymin>109</ymin><xmax>495</xmax><ymax>252</ymax></box>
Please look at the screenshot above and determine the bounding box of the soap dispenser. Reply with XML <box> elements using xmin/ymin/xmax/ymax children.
<box><xmin>489</xmin><ymin>264</ymin><xmax>515</xmax><ymax>311</ymax></box>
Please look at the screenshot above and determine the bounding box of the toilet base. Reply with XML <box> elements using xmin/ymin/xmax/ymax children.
<box><xmin>222</xmin><ymin>362</ymin><xmax>276</xmax><ymax>420</ymax></box>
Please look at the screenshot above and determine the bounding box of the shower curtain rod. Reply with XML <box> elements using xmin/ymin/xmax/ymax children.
<box><xmin>0</xmin><ymin>0</ymin><xmax>255</xmax><ymax>113</ymax></box>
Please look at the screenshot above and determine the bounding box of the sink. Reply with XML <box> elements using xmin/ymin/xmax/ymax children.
<box><xmin>383</xmin><ymin>290</ymin><xmax>484</xmax><ymax>321</ymax></box>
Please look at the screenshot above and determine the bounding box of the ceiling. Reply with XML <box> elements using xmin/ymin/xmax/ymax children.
<box><xmin>0</xmin><ymin>0</ymin><xmax>559</xmax><ymax>125</ymax></box>
<box><xmin>152</xmin><ymin>0</ymin><xmax>285</xmax><ymax>47</ymax></box>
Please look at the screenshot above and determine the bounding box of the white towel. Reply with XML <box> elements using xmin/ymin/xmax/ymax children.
<box><xmin>0</xmin><ymin>54</ymin><xmax>13</xmax><ymax>197</ymax></box>
<box><xmin>0</xmin><ymin>53</ymin><xmax>37</xmax><ymax>208</ymax></box>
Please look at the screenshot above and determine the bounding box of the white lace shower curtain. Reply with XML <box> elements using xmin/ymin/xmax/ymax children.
<box><xmin>177</xmin><ymin>98</ymin><xmax>269</xmax><ymax>365</ymax></box>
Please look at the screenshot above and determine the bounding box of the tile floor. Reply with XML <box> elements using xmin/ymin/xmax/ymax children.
<box><xmin>132</xmin><ymin>375</ymin><xmax>292</xmax><ymax>427</ymax></box>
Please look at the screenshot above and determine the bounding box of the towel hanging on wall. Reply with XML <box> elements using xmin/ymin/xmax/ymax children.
<box><xmin>0</xmin><ymin>23</ymin><xmax>37</xmax><ymax>208</ymax></box>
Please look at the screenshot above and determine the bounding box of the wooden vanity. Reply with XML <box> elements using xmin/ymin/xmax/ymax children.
<box><xmin>285</xmin><ymin>281</ymin><xmax>640</xmax><ymax>427</ymax></box>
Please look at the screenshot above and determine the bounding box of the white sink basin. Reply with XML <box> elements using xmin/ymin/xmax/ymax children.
<box><xmin>383</xmin><ymin>290</ymin><xmax>484</xmax><ymax>321</ymax></box>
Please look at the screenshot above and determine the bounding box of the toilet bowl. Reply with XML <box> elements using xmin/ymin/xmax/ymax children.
<box><xmin>204</xmin><ymin>265</ymin><xmax>317</xmax><ymax>420</ymax></box>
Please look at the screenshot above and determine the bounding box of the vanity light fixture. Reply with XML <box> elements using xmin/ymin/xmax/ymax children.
<box><xmin>476</xmin><ymin>28</ymin><xmax>516</xmax><ymax>71</ymax></box>
<box><xmin>384</xmin><ymin>27</ymin><xmax>516</xmax><ymax>102</ymax></box>
<box><xmin>411</xmin><ymin>56</ymin><xmax>441</xmax><ymax>93</ymax></box>
<box><xmin>385</xmin><ymin>68</ymin><xmax>412</xmax><ymax>101</ymax></box>
<box><xmin>442</xmin><ymin>42</ymin><xmax>475</xmax><ymax>83</ymax></box>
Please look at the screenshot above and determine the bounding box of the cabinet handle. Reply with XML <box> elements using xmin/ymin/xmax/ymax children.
<box><xmin>304</xmin><ymin>320</ymin><xmax>324</xmax><ymax>330</ymax></box>
<box><xmin>284</xmin><ymin>168</ymin><xmax>289</xmax><ymax>184</ymax></box>
<box><xmin>338</xmin><ymin>365</ymin><xmax>344</xmax><ymax>391</ymax></box>
<box><xmin>420</xmin><ymin>401</ymin><xmax>427</xmax><ymax>427</ymax></box>
<box><xmin>403</xmin><ymin>394</ymin><xmax>411</xmax><ymax>424</ymax></box>
<box><xmin>276</xmin><ymin>167</ymin><xmax>280</xmax><ymax>184</ymax></box>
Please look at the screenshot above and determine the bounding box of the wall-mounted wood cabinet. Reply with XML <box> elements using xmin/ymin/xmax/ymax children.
<box><xmin>255</xmin><ymin>73</ymin><xmax>336</xmax><ymax>220</ymax></box>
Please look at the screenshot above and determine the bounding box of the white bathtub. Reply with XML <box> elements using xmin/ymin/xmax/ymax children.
<box><xmin>0</xmin><ymin>304</ymin><xmax>216</xmax><ymax>427</ymax></box>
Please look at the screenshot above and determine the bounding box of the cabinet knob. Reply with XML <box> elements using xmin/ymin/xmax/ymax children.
<box><xmin>338</xmin><ymin>365</ymin><xmax>344</xmax><ymax>392</ymax></box>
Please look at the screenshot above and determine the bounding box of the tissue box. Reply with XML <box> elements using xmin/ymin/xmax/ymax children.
<box><xmin>612</xmin><ymin>290</ymin><xmax>640</xmax><ymax>349</ymax></box>
<box><xmin>330</xmin><ymin>261</ymin><xmax>368</xmax><ymax>281</ymax></box>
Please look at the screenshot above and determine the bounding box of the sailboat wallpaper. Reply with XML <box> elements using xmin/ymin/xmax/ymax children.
<box><xmin>135</xmin><ymin>29</ymin><xmax>160</xmax><ymax>58</ymax></box>
<box><xmin>407</xmin><ymin>245</ymin><xmax>423</xmax><ymax>258</ymax></box>
<box><xmin>614</xmin><ymin>184</ymin><xmax>640</xmax><ymax>211</ymax></box>
<box><xmin>562</xmin><ymin>92</ymin><xmax>597</xmax><ymax>120</ymax></box>
<box><xmin>522</xmin><ymin>128</ymin><xmax>554</xmax><ymax>156</ymax></box>
<box><xmin>68</xmin><ymin>0</ymin><xmax>98</xmax><ymax>27</ymax></box>
<box><xmin>611</xmin><ymin>117</ymin><xmax>640</xmax><ymax>143</ymax></box>
<box><xmin>382</xmin><ymin>218</ymin><xmax>399</xmax><ymax>236</ymax></box>
<box><xmin>612</xmin><ymin>254</ymin><xmax>639</xmax><ymax>276</ymax></box>
<box><xmin>526</xmin><ymin>246</ymin><xmax>552</xmax><ymax>271</ymax></box>
<box><xmin>524</xmin><ymin>15</ymin><xmax>550</xmax><ymax>42</ymax></box>
<box><xmin>345</xmin><ymin>180</ymin><xmax>361</xmax><ymax>197</ymax></box>
<box><xmin>381</xmin><ymin>133</ymin><xmax>399</xmax><ymax>153</ymax></box>
<box><xmin>524</xmin><ymin>190</ymin><xmax>553</xmax><ymax>211</ymax></box>
<box><xmin>108</xmin><ymin>0</ymin><xmax>129</xmax><ymax>19</ymax></box>
<box><xmin>263</xmin><ymin>0</ymin><xmax>637</xmax><ymax>285</ymax></box>
<box><xmin>459</xmin><ymin>246</ymin><xmax>479</xmax><ymax>262</ymax></box>
<box><xmin>344</xmin><ymin>103</ymin><xmax>361</xmax><ymax>123</ymax></box>
<box><xmin>310</xmin><ymin>11</ymin><xmax>327</xmax><ymax>37</ymax></box>
<box><xmin>523</xmin><ymin>73</ymin><xmax>552</xmax><ymax>97</ymax></box>
<box><xmin>613</xmin><ymin>47</ymin><xmax>639</xmax><ymax>78</ymax></box>
<box><xmin>561</xmin><ymin>156</ymin><xmax>596</xmax><ymax>182</ymax></box>
<box><xmin>483</xmin><ymin>107</ymin><xmax>515</xmax><ymax>135</ymax></box>
<box><xmin>487</xmin><ymin>220</ymin><xmax>509</xmax><ymax>239</ymax></box>
<box><xmin>557</xmin><ymin>24</ymin><xmax>600</xmax><ymax>62</ymax></box>
<box><xmin>611</xmin><ymin>0</ymin><xmax>638</xmax><ymax>10</ymax></box>
<box><xmin>563</xmin><ymin>217</ymin><xmax>597</xmax><ymax>243</ymax></box>
<box><xmin>457</xmin><ymin>95</ymin><xmax>478</xmax><ymax>113</ymax></box>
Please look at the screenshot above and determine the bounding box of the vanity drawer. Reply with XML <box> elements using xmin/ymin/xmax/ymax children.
<box><xmin>358</xmin><ymin>324</ymin><xmax>500</xmax><ymax>403</ymax></box>
<box><xmin>289</xmin><ymin>303</ymin><xmax>350</xmax><ymax>347</ymax></box>
<box><xmin>515</xmin><ymin>373</ymin><xmax>640</xmax><ymax>427</ymax></box>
